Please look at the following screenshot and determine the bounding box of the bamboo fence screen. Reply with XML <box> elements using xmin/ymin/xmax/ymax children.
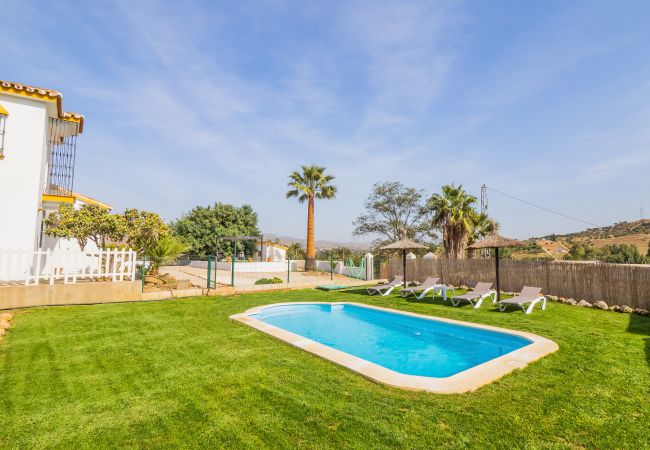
<box><xmin>382</xmin><ymin>258</ymin><xmax>650</xmax><ymax>309</ymax></box>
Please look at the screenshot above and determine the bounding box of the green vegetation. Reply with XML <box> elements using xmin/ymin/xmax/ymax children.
<box><xmin>44</xmin><ymin>204</ymin><xmax>126</xmax><ymax>249</ymax></box>
<box><xmin>121</xmin><ymin>208</ymin><xmax>171</xmax><ymax>255</ymax></box>
<box><xmin>146</xmin><ymin>235</ymin><xmax>191</xmax><ymax>275</ymax></box>
<box><xmin>353</xmin><ymin>182</ymin><xmax>495</xmax><ymax>257</ymax></box>
<box><xmin>565</xmin><ymin>241</ymin><xmax>649</xmax><ymax>264</ymax></box>
<box><xmin>286</xmin><ymin>242</ymin><xmax>306</xmax><ymax>260</ymax></box>
<box><xmin>171</xmin><ymin>203</ymin><xmax>259</xmax><ymax>257</ymax></box>
<box><xmin>428</xmin><ymin>184</ymin><xmax>494</xmax><ymax>258</ymax></box>
<box><xmin>353</xmin><ymin>181</ymin><xmax>437</xmax><ymax>248</ymax></box>
<box><xmin>286</xmin><ymin>165</ymin><xmax>337</xmax><ymax>271</ymax></box>
<box><xmin>315</xmin><ymin>246</ymin><xmax>364</xmax><ymax>265</ymax></box>
<box><xmin>1</xmin><ymin>290</ymin><xmax>648</xmax><ymax>448</ymax></box>
<box><xmin>45</xmin><ymin>205</ymin><xmax>169</xmax><ymax>254</ymax></box>
<box><xmin>254</xmin><ymin>276</ymin><xmax>284</xmax><ymax>285</ymax></box>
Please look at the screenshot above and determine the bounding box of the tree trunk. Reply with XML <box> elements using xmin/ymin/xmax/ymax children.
<box><xmin>305</xmin><ymin>195</ymin><xmax>316</xmax><ymax>271</ymax></box>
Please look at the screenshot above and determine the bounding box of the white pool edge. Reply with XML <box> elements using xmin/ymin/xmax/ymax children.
<box><xmin>230</xmin><ymin>302</ymin><xmax>559</xmax><ymax>394</ymax></box>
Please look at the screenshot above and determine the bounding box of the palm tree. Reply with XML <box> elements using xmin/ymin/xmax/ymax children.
<box><xmin>286</xmin><ymin>165</ymin><xmax>337</xmax><ymax>271</ymax></box>
<box><xmin>146</xmin><ymin>235</ymin><xmax>190</xmax><ymax>275</ymax></box>
<box><xmin>469</xmin><ymin>213</ymin><xmax>498</xmax><ymax>245</ymax></box>
<box><xmin>428</xmin><ymin>184</ymin><xmax>487</xmax><ymax>258</ymax></box>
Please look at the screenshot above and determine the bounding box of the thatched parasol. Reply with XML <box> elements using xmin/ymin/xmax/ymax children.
<box><xmin>381</xmin><ymin>238</ymin><xmax>427</xmax><ymax>287</ymax></box>
<box><xmin>468</xmin><ymin>234</ymin><xmax>523</xmax><ymax>301</ymax></box>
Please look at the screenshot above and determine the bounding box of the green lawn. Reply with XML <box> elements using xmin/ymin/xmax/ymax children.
<box><xmin>1</xmin><ymin>289</ymin><xmax>649</xmax><ymax>449</ymax></box>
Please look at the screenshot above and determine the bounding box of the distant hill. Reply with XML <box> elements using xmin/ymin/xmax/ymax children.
<box><xmin>539</xmin><ymin>219</ymin><xmax>650</xmax><ymax>253</ymax></box>
<box><xmin>263</xmin><ymin>233</ymin><xmax>370</xmax><ymax>251</ymax></box>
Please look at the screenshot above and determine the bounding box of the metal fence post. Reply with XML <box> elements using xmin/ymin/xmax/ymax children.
<box><xmin>231</xmin><ymin>240</ymin><xmax>236</xmax><ymax>287</ymax></box>
<box><xmin>141</xmin><ymin>256</ymin><xmax>146</xmax><ymax>293</ymax></box>
<box><xmin>207</xmin><ymin>255</ymin><xmax>212</xmax><ymax>289</ymax></box>
<box><xmin>330</xmin><ymin>252</ymin><xmax>333</xmax><ymax>280</ymax></box>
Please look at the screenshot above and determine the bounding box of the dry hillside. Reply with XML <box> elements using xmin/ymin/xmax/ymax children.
<box><xmin>541</xmin><ymin>219</ymin><xmax>650</xmax><ymax>253</ymax></box>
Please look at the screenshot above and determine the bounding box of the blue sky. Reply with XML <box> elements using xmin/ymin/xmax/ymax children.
<box><xmin>2</xmin><ymin>0</ymin><xmax>649</xmax><ymax>241</ymax></box>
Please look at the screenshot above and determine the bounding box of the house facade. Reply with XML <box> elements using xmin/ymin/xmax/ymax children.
<box><xmin>0</xmin><ymin>80</ymin><xmax>109</xmax><ymax>253</ymax></box>
<box><xmin>256</xmin><ymin>241</ymin><xmax>288</xmax><ymax>262</ymax></box>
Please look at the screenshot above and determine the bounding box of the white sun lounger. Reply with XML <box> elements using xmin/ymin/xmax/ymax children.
<box><xmin>498</xmin><ymin>286</ymin><xmax>546</xmax><ymax>314</ymax></box>
<box><xmin>366</xmin><ymin>276</ymin><xmax>404</xmax><ymax>296</ymax></box>
<box><xmin>450</xmin><ymin>282</ymin><xmax>496</xmax><ymax>309</ymax></box>
<box><xmin>399</xmin><ymin>277</ymin><xmax>443</xmax><ymax>299</ymax></box>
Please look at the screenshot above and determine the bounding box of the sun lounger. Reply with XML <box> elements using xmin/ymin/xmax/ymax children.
<box><xmin>399</xmin><ymin>277</ymin><xmax>443</xmax><ymax>299</ymax></box>
<box><xmin>498</xmin><ymin>286</ymin><xmax>546</xmax><ymax>314</ymax></box>
<box><xmin>366</xmin><ymin>276</ymin><xmax>404</xmax><ymax>296</ymax></box>
<box><xmin>450</xmin><ymin>282</ymin><xmax>496</xmax><ymax>308</ymax></box>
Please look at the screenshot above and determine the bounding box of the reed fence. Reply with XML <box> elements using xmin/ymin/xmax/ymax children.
<box><xmin>382</xmin><ymin>258</ymin><xmax>650</xmax><ymax>309</ymax></box>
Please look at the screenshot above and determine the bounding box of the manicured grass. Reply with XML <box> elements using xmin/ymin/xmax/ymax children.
<box><xmin>1</xmin><ymin>289</ymin><xmax>649</xmax><ymax>449</ymax></box>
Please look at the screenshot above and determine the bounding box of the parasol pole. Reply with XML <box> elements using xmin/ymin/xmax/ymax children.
<box><xmin>403</xmin><ymin>248</ymin><xmax>407</xmax><ymax>288</ymax></box>
<box><xmin>495</xmin><ymin>247</ymin><xmax>501</xmax><ymax>301</ymax></box>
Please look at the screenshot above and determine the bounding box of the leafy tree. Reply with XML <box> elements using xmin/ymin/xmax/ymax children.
<box><xmin>647</xmin><ymin>240</ymin><xmax>650</xmax><ymax>258</ymax></box>
<box><xmin>123</xmin><ymin>209</ymin><xmax>170</xmax><ymax>255</ymax></box>
<box><xmin>44</xmin><ymin>204</ymin><xmax>88</xmax><ymax>249</ymax></box>
<box><xmin>428</xmin><ymin>184</ymin><xmax>491</xmax><ymax>258</ymax></box>
<box><xmin>316</xmin><ymin>246</ymin><xmax>364</xmax><ymax>265</ymax></box>
<box><xmin>604</xmin><ymin>244</ymin><xmax>648</xmax><ymax>264</ymax></box>
<box><xmin>171</xmin><ymin>203</ymin><xmax>260</xmax><ymax>257</ymax></box>
<box><xmin>146</xmin><ymin>235</ymin><xmax>190</xmax><ymax>275</ymax></box>
<box><xmin>44</xmin><ymin>204</ymin><xmax>126</xmax><ymax>250</ymax></box>
<box><xmin>564</xmin><ymin>242</ymin><xmax>602</xmax><ymax>260</ymax></box>
<box><xmin>353</xmin><ymin>181</ymin><xmax>435</xmax><ymax>249</ymax></box>
<box><xmin>82</xmin><ymin>205</ymin><xmax>127</xmax><ymax>248</ymax></box>
<box><xmin>565</xmin><ymin>242</ymin><xmax>648</xmax><ymax>264</ymax></box>
<box><xmin>286</xmin><ymin>165</ymin><xmax>337</xmax><ymax>271</ymax></box>
<box><xmin>286</xmin><ymin>242</ymin><xmax>306</xmax><ymax>260</ymax></box>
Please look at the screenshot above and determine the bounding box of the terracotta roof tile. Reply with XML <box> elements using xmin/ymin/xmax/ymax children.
<box><xmin>0</xmin><ymin>80</ymin><xmax>85</xmax><ymax>133</ymax></box>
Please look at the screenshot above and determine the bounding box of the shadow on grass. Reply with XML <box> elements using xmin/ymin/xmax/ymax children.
<box><xmin>627</xmin><ymin>313</ymin><xmax>650</xmax><ymax>367</ymax></box>
<box><xmin>336</xmin><ymin>287</ymin><xmax>374</xmax><ymax>297</ymax></box>
<box><xmin>403</xmin><ymin>295</ymin><xmax>476</xmax><ymax>309</ymax></box>
<box><xmin>337</xmin><ymin>289</ymin><xmax>484</xmax><ymax>310</ymax></box>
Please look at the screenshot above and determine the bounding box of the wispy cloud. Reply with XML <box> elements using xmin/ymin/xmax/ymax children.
<box><xmin>2</xmin><ymin>0</ymin><xmax>649</xmax><ymax>239</ymax></box>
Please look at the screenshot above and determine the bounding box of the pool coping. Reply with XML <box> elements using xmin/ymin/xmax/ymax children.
<box><xmin>230</xmin><ymin>302</ymin><xmax>559</xmax><ymax>394</ymax></box>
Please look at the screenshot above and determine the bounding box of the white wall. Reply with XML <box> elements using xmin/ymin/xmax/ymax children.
<box><xmin>0</xmin><ymin>95</ymin><xmax>49</xmax><ymax>251</ymax></box>
<box><xmin>257</xmin><ymin>243</ymin><xmax>287</xmax><ymax>262</ymax></box>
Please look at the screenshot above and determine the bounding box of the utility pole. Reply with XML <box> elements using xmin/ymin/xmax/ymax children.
<box><xmin>480</xmin><ymin>184</ymin><xmax>489</xmax><ymax>259</ymax></box>
<box><xmin>480</xmin><ymin>184</ymin><xmax>488</xmax><ymax>214</ymax></box>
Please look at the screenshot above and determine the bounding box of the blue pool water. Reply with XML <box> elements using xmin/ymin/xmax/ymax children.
<box><xmin>251</xmin><ymin>303</ymin><xmax>532</xmax><ymax>378</ymax></box>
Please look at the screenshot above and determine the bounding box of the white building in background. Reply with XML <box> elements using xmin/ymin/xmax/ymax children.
<box><xmin>0</xmin><ymin>80</ymin><xmax>111</xmax><ymax>253</ymax></box>
<box><xmin>256</xmin><ymin>241</ymin><xmax>288</xmax><ymax>262</ymax></box>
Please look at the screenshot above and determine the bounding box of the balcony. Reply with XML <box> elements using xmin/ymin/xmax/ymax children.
<box><xmin>45</xmin><ymin>117</ymin><xmax>79</xmax><ymax>196</ymax></box>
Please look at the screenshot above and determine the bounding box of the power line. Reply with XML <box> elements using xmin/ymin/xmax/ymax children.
<box><xmin>487</xmin><ymin>186</ymin><xmax>600</xmax><ymax>228</ymax></box>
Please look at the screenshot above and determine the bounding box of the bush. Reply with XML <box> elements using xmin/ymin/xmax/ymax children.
<box><xmin>146</xmin><ymin>235</ymin><xmax>191</xmax><ymax>275</ymax></box>
<box><xmin>254</xmin><ymin>277</ymin><xmax>284</xmax><ymax>285</ymax></box>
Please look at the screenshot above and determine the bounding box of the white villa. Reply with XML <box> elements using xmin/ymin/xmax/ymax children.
<box><xmin>0</xmin><ymin>80</ymin><xmax>131</xmax><ymax>285</ymax></box>
<box><xmin>256</xmin><ymin>241</ymin><xmax>288</xmax><ymax>262</ymax></box>
<box><xmin>0</xmin><ymin>80</ymin><xmax>111</xmax><ymax>254</ymax></box>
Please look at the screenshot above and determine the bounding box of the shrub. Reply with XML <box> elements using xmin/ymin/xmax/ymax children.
<box><xmin>146</xmin><ymin>235</ymin><xmax>191</xmax><ymax>275</ymax></box>
<box><xmin>254</xmin><ymin>277</ymin><xmax>284</xmax><ymax>285</ymax></box>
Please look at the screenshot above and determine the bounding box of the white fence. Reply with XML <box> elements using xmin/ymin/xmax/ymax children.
<box><xmin>0</xmin><ymin>248</ymin><xmax>138</xmax><ymax>286</ymax></box>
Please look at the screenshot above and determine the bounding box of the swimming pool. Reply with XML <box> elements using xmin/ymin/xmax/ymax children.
<box><xmin>231</xmin><ymin>302</ymin><xmax>558</xmax><ymax>393</ymax></box>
